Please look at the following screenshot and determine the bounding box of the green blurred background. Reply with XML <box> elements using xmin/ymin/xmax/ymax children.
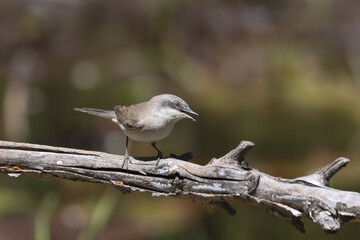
<box><xmin>1</xmin><ymin>0</ymin><xmax>360</xmax><ymax>239</ymax></box>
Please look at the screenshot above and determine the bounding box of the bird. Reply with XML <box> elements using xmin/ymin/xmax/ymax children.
<box><xmin>74</xmin><ymin>94</ymin><xmax>198</xmax><ymax>167</ymax></box>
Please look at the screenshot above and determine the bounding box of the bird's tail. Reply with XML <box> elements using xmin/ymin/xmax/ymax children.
<box><xmin>74</xmin><ymin>108</ymin><xmax>116</xmax><ymax>121</ymax></box>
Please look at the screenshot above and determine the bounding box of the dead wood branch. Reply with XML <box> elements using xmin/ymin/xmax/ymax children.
<box><xmin>0</xmin><ymin>140</ymin><xmax>359</xmax><ymax>233</ymax></box>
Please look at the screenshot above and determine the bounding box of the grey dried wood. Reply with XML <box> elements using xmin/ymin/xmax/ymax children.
<box><xmin>1</xmin><ymin>140</ymin><xmax>359</xmax><ymax>233</ymax></box>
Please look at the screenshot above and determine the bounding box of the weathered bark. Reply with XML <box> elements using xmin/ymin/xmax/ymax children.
<box><xmin>0</xmin><ymin>140</ymin><xmax>359</xmax><ymax>233</ymax></box>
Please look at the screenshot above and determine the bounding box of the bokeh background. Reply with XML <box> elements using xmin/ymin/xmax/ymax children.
<box><xmin>1</xmin><ymin>0</ymin><xmax>360</xmax><ymax>239</ymax></box>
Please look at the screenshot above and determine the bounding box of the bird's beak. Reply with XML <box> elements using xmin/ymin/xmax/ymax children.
<box><xmin>181</xmin><ymin>108</ymin><xmax>199</xmax><ymax>121</ymax></box>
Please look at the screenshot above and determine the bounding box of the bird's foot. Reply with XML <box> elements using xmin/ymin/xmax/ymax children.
<box><xmin>122</xmin><ymin>154</ymin><xmax>133</xmax><ymax>169</ymax></box>
<box><xmin>155</xmin><ymin>152</ymin><xmax>164</xmax><ymax>166</ymax></box>
<box><xmin>170</xmin><ymin>152</ymin><xmax>195</xmax><ymax>161</ymax></box>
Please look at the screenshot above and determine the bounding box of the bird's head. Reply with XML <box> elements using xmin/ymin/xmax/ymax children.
<box><xmin>151</xmin><ymin>94</ymin><xmax>198</xmax><ymax>121</ymax></box>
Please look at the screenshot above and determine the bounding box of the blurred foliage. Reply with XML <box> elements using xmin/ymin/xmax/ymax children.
<box><xmin>1</xmin><ymin>0</ymin><xmax>360</xmax><ymax>239</ymax></box>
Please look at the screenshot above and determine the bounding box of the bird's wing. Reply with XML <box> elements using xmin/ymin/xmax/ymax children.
<box><xmin>114</xmin><ymin>105</ymin><xmax>143</xmax><ymax>129</ymax></box>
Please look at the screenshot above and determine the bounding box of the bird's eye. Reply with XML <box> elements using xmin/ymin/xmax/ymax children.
<box><xmin>174</xmin><ymin>101</ymin><xmax>180</xmax><ymax>108</ymax></box>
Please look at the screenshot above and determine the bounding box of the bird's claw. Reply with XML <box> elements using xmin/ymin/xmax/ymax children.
<box><xmin>155</xmin><ymin>152</ymin><xmax>164</xmax><ymax>166</ymax></box>
<box><xmin>122</xmin><ymin>154</ymin><xmax>132</xmax><ymax>169</ymax></box>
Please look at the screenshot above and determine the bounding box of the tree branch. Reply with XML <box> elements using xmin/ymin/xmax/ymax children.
<box><xmin>1</xmin><ymin>140</ymin><xmax>359</xmax><ymax>233</ymax></box>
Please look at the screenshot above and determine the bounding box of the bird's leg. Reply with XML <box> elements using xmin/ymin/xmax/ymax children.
<box><xmin>122</xmin><ymin>136</ymin><xmax>132</xmax><ymax>168</ymax></box>
<box><xmin>151</xmin><ymin>142</ymin><xmax>164</xmax><ymax>165</ymax></box>
<box><xmin>151</xmin><ymin>142</ymin><xmax>163</xmax><ymax>158</ymax></box>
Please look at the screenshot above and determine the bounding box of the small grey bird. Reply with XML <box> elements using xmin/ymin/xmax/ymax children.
<box><xmin>74</xmin><ymin>94</ymin><xmax>198</xmax><ymax>166</ymax></box>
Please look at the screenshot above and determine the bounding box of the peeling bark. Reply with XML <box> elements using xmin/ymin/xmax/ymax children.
<box><xmin>0</xmin><ymin>140</ymin><xmax>359</xmax><ymax>233</ymax></box>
